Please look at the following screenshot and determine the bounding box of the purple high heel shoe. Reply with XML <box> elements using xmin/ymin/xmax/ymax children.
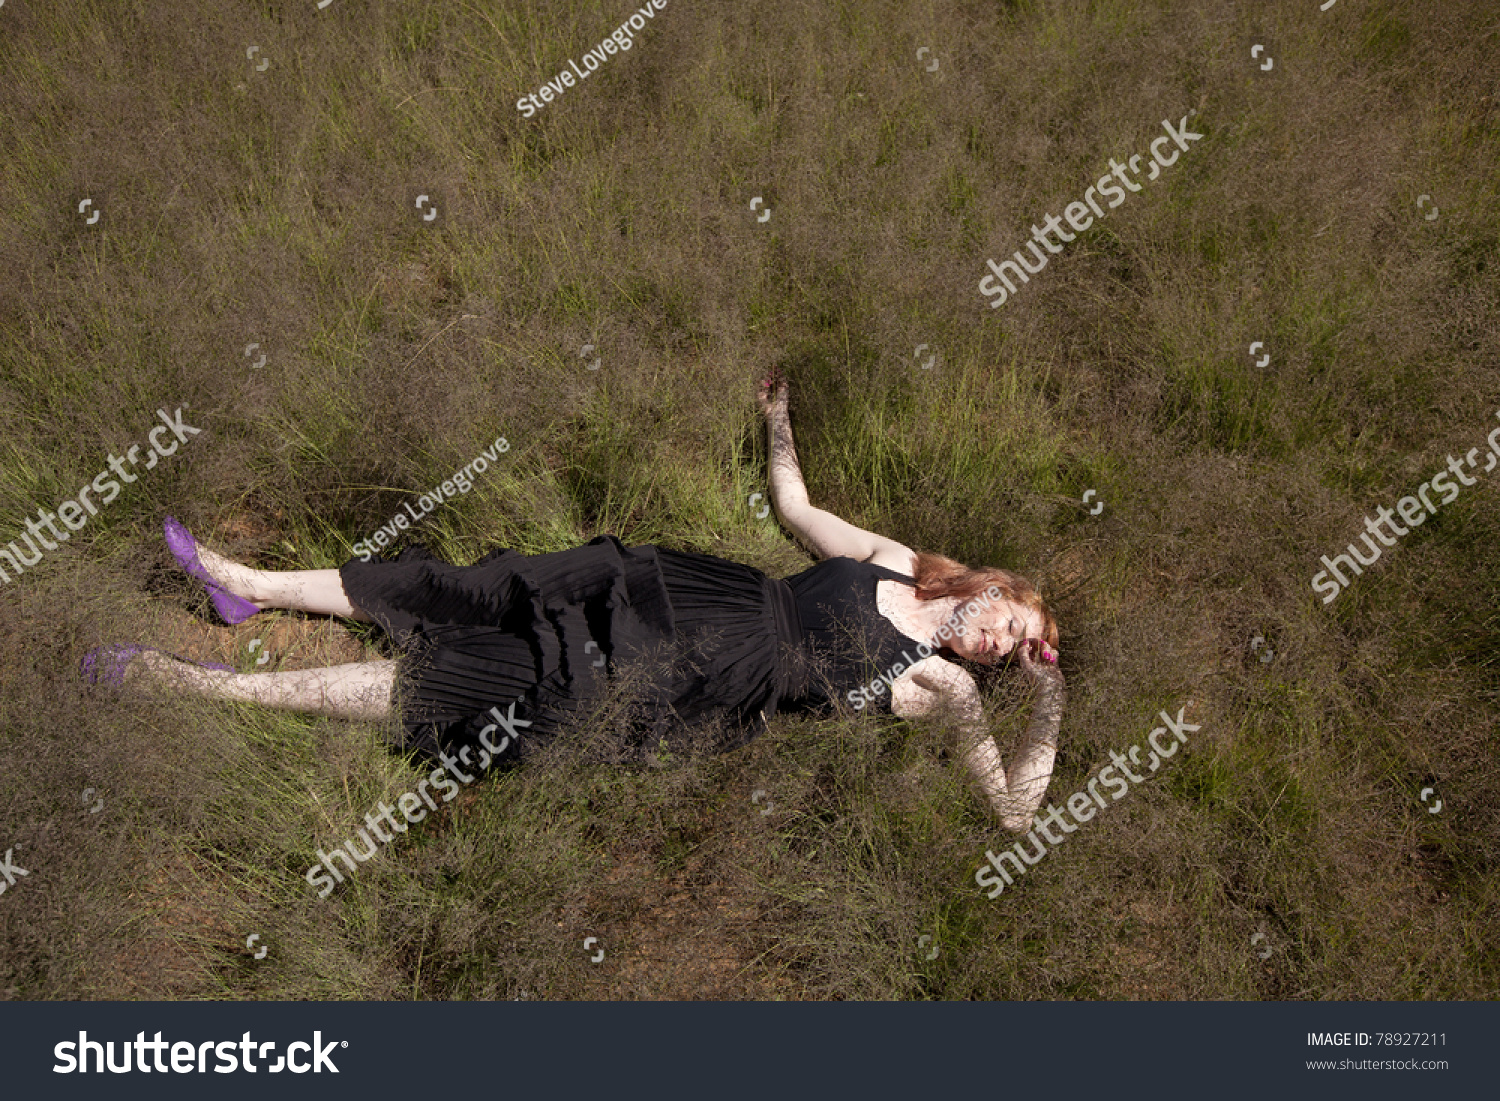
<box><xmin>163</xmin><ymin>516</ymin><xmax>261</xmax><ymax>625</ymax></box>
<box><xmin>81</xmin><ymin>644</ymin><xmax>235</xmax><ymax>688</ymax></box>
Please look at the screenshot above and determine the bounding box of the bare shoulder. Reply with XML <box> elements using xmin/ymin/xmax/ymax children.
<box><xmin>888</xmin><ymin>653</ymin><xmax>979</xmax><ymax>718</ymax></box>
<box><xmin>864</xmin><ymin>540</ymin><xmax>918</xmax><ymax>575</ymax></box>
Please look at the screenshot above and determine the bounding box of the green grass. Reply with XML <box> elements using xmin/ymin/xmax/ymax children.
<box><xmin>0</xmin><ymin>0</ymin><xmax>1498</xmax><ymax>1000</ymax></box>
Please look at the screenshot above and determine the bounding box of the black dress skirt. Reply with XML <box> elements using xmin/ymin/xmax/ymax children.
<box><xmin>339</xmin><ymin>535</ymin><xmax>930</xmax><ymax>762</ymax></box>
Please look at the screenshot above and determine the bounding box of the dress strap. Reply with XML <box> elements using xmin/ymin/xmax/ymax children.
<box><xmin>865</xmin><ymin>561</ymin><xmax>918</xmax><ymax>587</ymax></box>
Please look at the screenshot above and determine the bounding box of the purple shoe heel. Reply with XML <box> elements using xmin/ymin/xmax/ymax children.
<box><xmin>81</xmin><ymin>644</ymin><xmax>235</xmax><ymax>688</ymax></box>
<box><xmin>163</xmin><ymin>516</ymin><xmax>261</xmax><ymax>625</ymax></box>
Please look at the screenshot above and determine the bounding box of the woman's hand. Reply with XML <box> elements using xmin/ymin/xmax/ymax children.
<box><xmin>757</xmin><ymin>366</ymin><xmax>788</xmax><ymax>417</ymax></box>
<box><xmin>1015</xmin><ymin>638</ymin><xmax>1064</xmax><ymax>693</ymax></box>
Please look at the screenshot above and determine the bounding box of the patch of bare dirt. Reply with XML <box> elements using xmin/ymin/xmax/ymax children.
<box><xmin>577</xmin><ymin>833</ymin><xmax>801</xmax><ymax>1000</ymax></box>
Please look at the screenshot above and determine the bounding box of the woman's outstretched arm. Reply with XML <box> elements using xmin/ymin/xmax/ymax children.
<box><xmin>897</xmin><ymin>642</ymin><xmax>1066</xmax><ymax>832</ymax></box>
<box><xmin>756</xmin><ymin>371</ymin><xmax>914</xmax><ymax>569</ymax></box>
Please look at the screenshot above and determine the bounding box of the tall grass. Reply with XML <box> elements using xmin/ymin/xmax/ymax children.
<box><xmin>0</xmin><ymin>0</ymin><xmax>1497</xmax><ymax>999</ymax></box>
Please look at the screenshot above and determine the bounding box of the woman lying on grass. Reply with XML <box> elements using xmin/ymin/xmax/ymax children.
<box><xmin>82</xmin><ymin>373</ymin><xmax>1065</xmax><ymax>832</ymax></box>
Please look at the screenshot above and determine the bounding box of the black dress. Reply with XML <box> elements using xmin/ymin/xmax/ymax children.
<box><xmin>339</xmin><ymin>535</ymin><xmax>931</xmax><ymax>761</ymax></box>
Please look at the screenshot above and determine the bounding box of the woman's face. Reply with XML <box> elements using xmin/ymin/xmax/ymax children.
<box><xmin>943</xmin><ymin>598</ymin><xmax>1049</xmax><ymax>665</ymax></box>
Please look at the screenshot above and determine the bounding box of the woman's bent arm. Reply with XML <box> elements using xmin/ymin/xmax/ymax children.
<box><xmin>898</xmin><ymin>649</ymin><xmax>1065</xmax><ymax>832</ymax></box>
<box><xmin>960</xmin><ymin>678</ymin><xmax>1064</xmax><ymax>832</ymax></box>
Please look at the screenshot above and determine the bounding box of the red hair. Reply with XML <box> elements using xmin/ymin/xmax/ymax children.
<box><xmin>906</xmin><ymin>550</ymin><xmax>1059</xmax><ymax>648</ymax></box>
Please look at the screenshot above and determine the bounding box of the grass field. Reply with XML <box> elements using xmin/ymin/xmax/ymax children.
<box><xmin>1</xmin><ymin>0</ymin><xmax>1497</xmax><ymax>1000</ymax></box>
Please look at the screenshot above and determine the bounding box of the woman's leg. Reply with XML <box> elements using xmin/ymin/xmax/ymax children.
<box><xmin>191</xmin><ymin>544</ymin><xmax>373</xmax><ymax>621</ymax></box>
<box><xmin>133</xmin><ymin>652</ymin><xmax>398</xmax><ymax>720</ymax></box>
